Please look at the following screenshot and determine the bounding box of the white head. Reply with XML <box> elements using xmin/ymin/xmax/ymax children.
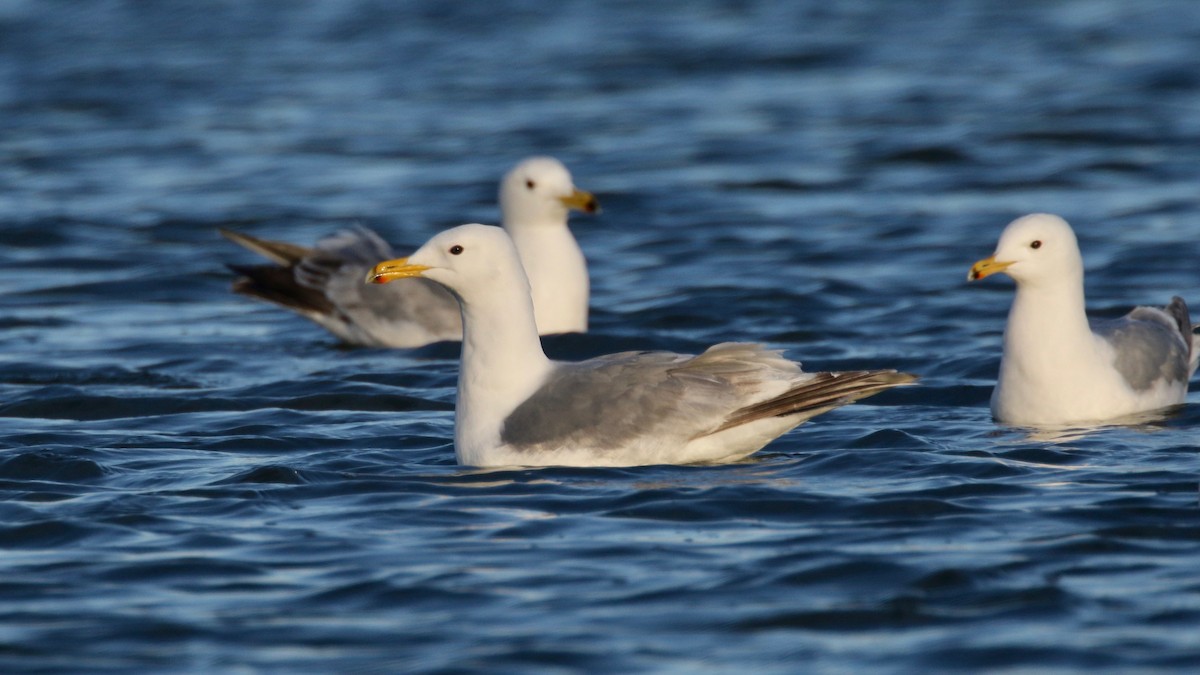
<box><xmin>367</xmin><ymin>224</ymin><xmax>529</xmax><ymax>303</ymax></box>
<box><xmin>968</xmin><ymin>213</ymin><xmax>1083</xmax><ymax>287</ymax></box>
<box><xmin>499</xmin><ymin>156</ymin><xmax>598</xmax><ymax>230</ymax></box>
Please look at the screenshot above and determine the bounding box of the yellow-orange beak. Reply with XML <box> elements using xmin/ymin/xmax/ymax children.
<box><xmin>968</xmin><ymin>255</ymin><xmax>1014</xmax><ymax>282</ymax></box>
<box><xmin>366</xmin><ymin>258</ymin><xmax>430</xmax><ymax>284</ymax></box>
<box><xmin>559</xmin><ymin>188</ymin><xmax>599</xmax><ymax>214</ymax></box>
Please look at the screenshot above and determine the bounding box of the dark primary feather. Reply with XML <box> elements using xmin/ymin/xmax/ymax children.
<box><xmin>1162</xmin><ymin>296</ymin><xmax>1193</xmax><ymax>361</ymax></box>
<box><xmin>227</xmin><ymin>263</ymin><xmax>337</xmax><ymax>317</ymax></box>
<box><xmin>219</xmin><ymin>228</ymin><xmax>312</xmax><ymax>266</ymax></box>
<box><xmin>705</xmin><ymin>370</ymin><xmax>917</xmax><ymax>436</ymax></box>
<box><xmin>221</xmin><ymin>228</ymin><xmax>354</xmax><ymax>321</ymax></box>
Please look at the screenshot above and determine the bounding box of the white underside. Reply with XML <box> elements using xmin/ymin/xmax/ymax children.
<box><xmin>458</xmin><ymin>413</ymin><xmax>810</xmax><ymax>468</ymax></box>
<box><xmin>993</xmin><ymin>363</ymin><xmax>1187</xmax><ymax>426</ymax></box>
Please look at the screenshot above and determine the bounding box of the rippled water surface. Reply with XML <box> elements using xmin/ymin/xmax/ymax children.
<box><xmin>3</xmin><ymin>1</ymin><xmax>1200</xmax><ymax>672</ymax></box>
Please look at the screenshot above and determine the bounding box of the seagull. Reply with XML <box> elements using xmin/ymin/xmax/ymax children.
<box><xmin>368</xmin><ymin>224</ymin><xmax>916</xmax><ymax>467</ymax></box>
<box><xmin>221</xmin><ymin>156</ymin><xmax>597</xmax><ymax>347</ymax></box>
<box><xmin>969</xmin><ymin>213</ymin><xmax>1199</xmax><ymax>426</ymax></box>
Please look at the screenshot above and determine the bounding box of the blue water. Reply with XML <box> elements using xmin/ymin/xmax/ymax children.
<box><xmin>3</xmin><ymin>1</ymin><xmax>1200</xmax><ymax>671</ymax></box>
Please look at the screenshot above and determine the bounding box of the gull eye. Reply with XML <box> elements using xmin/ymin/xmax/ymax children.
<box><xmin>525</xmin><ymin>179</ymin><xmax>536</xmax><ymax>190</ymax></box>
<box><xmin>449</xmin><ymin>245</ymin><xmax>464</xmax><ymax>255</ymax></box>
<box><xmin>1030</xmin><ymin>240</ymin><xmax>1042</xmax><ymax>250</ymax></box>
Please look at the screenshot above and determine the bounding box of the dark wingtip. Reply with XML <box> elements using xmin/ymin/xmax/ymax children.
<box><xmin>706</xmin><ymin>368</ymin><xmax>919</xmax><ymax>436</ymax></box>
<box><xmin>1165</xmin><ymin>297</ymin><xmax>1193</xmax><ymax>359</ymax></box>
<box><xmin>223</xmin><ymin>263</ymin><xmax>336</xmax><ymax>315</ymax></box>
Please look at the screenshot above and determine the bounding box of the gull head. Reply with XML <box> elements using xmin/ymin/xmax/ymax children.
<box><xmin>500</xmin><ymin>156</ymin><xmax>598</xmax><ymax>230</ymax></box>
<box><xmin>968</xmin><ymin>213</ymin><xmax>1082</xmax><ymax>286</ymax></box>
<box><xmin>367</xmin><ymin>224</ymin><xmax>525</xmax><ymax>299</ymax></box>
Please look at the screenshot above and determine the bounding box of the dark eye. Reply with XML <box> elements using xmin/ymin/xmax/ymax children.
<box><xmin>449</xmin><ymin>245</ymin><xmax>464</xmax><ymax>255</ymax></box>
<box><xmin>525</xmin><ymin>179</ymin><xmax>536</xmax><ymax>190</ymax></box>
<box><xmin>1030</xmin><ymin>240</ymin><xmax>1042</xmax><ymax>249</ymax></box>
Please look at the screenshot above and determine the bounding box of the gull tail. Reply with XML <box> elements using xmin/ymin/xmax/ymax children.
<box><xmin>219</xmin><ymin>228</ymin><xmax>312</xmax><ymax>266</ymax></box>
<box><xmin>226</xmin><ymin>263</ymin><xmax>336</xmax><ymax>317</ymax></box>
<box><xmin>220</xmin><ymin>229</ymin><xmax>335</xmax><ymax>318</ymax></box>
<box><xmin>706</xmin><ymin>370</ymin><xmax>917</xmax><ymax>436</ymax></box>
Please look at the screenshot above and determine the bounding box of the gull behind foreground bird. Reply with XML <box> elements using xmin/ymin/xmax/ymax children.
<box><xmin>969</xmin><ymin>213</ymin><xmax>1199</xmax><ymax>427</ymax></box>
<box><xmin>369</xmin><ymin>224</ymin><xmax>917</xmax><ymax>468</ymax></box>
<box><xmin>221</xmin><ymin>156</ymin><xmax>597</xmax><ymax>347</ymax></box>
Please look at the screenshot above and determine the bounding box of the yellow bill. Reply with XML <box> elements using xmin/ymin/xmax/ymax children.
<box><xmin>968</xmin><ymin>255</ymin><xmax>1014</xmax><ymax>282</ymax></box>
<box><xmin>367</xmin><ymin>258</ymin><xmax>430</xmax><ymax>284</ymax></box>
<box><xmin>559</xmin><ymin>188</ymin><xmax>599</xmax><ymax>214</ymax></box>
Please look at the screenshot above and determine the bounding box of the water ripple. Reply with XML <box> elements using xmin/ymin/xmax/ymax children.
<box><xmin>3</xmin><ymin>0</ymin><xmax>1200</xmax><ymax>671</ymax></box>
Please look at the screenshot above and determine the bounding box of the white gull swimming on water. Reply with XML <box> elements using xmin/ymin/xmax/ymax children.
<box><xmin>221</xmin><ymin>156</ymin><xmax>597</xmax><ymax>347</ymax></box>
<box><xmin>969</xmin><ymin>213</ymin><xmax>1198</xmax><ymax>426</ymax></box>
<box><xmin>368</xmin><ymin>223</ymin><xmax>916</xmax><ymax>468</ymax></box>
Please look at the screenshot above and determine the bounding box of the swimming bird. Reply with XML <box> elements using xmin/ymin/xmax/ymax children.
<box><xmin>969</xmin><ymin>213</ymin><xmax>1198</xmax><ymax>426</ymax></box>
<box><xmin>368</xmin><ymin>224</ymin><xmax>916</xmax><ymax>467</ymax></box>
<box><xmin>222</xmin><ymin>156</ymin><xmax>597</xmax><ymax>347</ymax></box>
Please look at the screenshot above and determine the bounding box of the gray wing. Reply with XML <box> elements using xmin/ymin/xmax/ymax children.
<box><xmin>1092</xmin><ymin>297</ymin><xmax>1194</xmax><ymax>391</ymax></box>
<box><xmin>500</xmin><ymin>342</ymin><xmax>914</xmax><ymax>453</ymax></box>
<box><xmin>222</xmin><ymin>227</ymin><xmax>462</xmax><ymax>347</ymax></box>
<box><xmin>500</xmin><ymin>349</ymin><xmax>737</xmax><ymax>452</ymax></box>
